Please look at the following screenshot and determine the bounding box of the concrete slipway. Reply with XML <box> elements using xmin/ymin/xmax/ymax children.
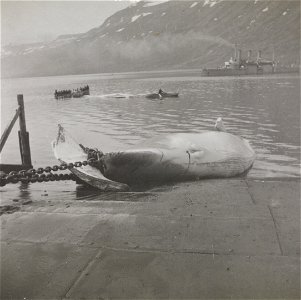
<box><xmin>0</xmin><ymin>178</ymin><xmax>300</xmax><ymax>299</ymax></box>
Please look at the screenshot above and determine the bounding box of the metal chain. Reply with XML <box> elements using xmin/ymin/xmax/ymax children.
<box><xmin>0</xmin><ymin>148</ymin><xmax>103</xmax><ymax>187</ymax></box>
<box><xmin>0</xmin><ymin>173</ymin><xmax>78</xmax><ymax>186</ymax></box>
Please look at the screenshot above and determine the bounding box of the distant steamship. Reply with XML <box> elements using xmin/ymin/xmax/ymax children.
<box><xmin>202</xmin><ymin>46</ymin><xmax>275</xmax><ymax>76</ymax></box>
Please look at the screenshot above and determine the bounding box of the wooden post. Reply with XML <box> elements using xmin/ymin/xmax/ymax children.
<box><xmin>17</xmin><ymin>95</ymin><xmax>32</xmax><ymax>166</ymax></box>
<box><xmin>0</xmin><ymin>107</ymin><xmax>20</xmax><ymax>153</ymax></box>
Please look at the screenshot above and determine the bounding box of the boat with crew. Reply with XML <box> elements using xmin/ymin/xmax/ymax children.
<box><xmin>54</xmin><ymin>85</ymin><xmax>90</xmax><ymax>99</ymax></box>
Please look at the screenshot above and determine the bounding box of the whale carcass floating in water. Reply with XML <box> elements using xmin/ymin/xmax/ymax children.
<box><xmin>52</xmin><ymin>120</ymin><xmax>255</xmax><ymax>191</ymax></box>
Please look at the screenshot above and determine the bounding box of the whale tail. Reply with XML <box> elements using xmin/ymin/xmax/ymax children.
<box><xmin>215</xmin><ymin>117</ymin><xmax>227</xmax><ymax>132</ymax></box>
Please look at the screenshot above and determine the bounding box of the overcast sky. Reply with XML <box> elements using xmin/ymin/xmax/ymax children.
<box><xmin>1</xmin><ymin>1</ymin><xmax>133</xmax><ymax>46</ymax></box>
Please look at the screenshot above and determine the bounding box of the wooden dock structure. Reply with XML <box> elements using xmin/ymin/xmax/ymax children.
<box><xmin>0</xmin><ymin>95</ymin><xmax>32</xmax><ymax>173</ymax></box>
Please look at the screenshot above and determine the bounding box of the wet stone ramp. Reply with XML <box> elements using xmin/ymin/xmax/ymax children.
<box><xmin>1</xmin><ymin>178</ymin><xmax>300</xmax><ymax>299</ymax></box>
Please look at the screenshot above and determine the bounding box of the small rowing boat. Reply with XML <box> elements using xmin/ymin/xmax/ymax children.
<box><xmin>145</xmin><ymin>90</ymin><xmax>179</xmax><ymax>99</ymax></box>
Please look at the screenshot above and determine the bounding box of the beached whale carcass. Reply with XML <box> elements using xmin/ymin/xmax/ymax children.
<box><xmin>52</xmin><ymin>120</ymin><xmax>255</xmax><ymax>191</ymax></box>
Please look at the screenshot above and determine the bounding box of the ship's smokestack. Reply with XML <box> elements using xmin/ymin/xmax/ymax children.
<box><xmin>237</xmin><ymin>49</ymin><xmax>241</xmax><ymax>64</ymax></box>
<box><xmin>257</xmin><ymin>50</ymin><xmax>262</xmax><ymax>61</ymax></box>
<box><xmin>234</xmin><ymin>44</ymin><xmax>238</xmax><ymax>61</ymax></box>
<box><xmin>247</xmin><ymin>50</ymin><xmax>252</xmax><ymax>61</ymax></box>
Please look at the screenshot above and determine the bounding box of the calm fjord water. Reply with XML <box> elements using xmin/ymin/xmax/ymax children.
<box><xmin>1</xmin><ymin>70</ymin><xmax>300</xmax><ymax>201</ymax></box>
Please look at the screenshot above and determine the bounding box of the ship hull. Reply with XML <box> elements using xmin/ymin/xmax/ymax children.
<box><xmin>202</xmin><ymin>68</ymin><xmax>265</xmax><ymax>76</ymax></box>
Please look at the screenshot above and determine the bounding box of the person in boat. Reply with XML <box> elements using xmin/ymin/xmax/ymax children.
<box><xmin>158</xmin><ymin>88</ymin><xmax>166</xmax><ymax>99</ymax></box>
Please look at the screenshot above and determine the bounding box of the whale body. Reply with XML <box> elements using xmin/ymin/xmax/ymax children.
<box><xmin>101</xmin><ymin>131</ymin><xmax>255</xmax><ymax>183</ymax></box>
<box><xmin>52</xmin><ymin>125</ymin><xmax>255</xmax><ymax>191</ymax></box>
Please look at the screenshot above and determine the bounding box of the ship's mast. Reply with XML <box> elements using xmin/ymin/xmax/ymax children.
<box><xmin>272</xmin><ymin>47</ymin><xmax>276</xmax><ymax>72</ymax></box>
<box><xmin>234</xmin><ymin>43</ymin><xmax>237</xmax><ymax>61</ymax></box>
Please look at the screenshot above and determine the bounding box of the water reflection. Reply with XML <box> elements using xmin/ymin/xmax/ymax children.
<box><xmin>18</xmin><ymin>183</ymin><xmax>31</xmax><ymax>202</ymax></box>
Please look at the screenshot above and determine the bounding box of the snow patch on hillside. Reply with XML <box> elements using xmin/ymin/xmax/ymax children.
<box><xmin>131</xmin><ymin>12</ymin><xmax>152</xmax><ymax>22</ymax></box>
<box><xmin>203</xmin><ymin>0</ymin><xmax>220</xmax><ymax>7</ymax></box>
<box><xmin>282</xmin><ymin>11</ymin><xmax>287</xmax><ymax>16</ymax></box>
<box><xmin>262</xmin><ymin>7</ymin><xmax>269</xmax><ymax>12</ymax></box>
<box><xmin>131</xmin><ymin>15</ymin><xmax>141</xmax><ymax>22</ymax></box>
<box><xmin>144</xmin><ymin>1</ymin><xmax>169</xmax><ymax>7</ymax></box>
<box><xmin>56</xmin><ymin>36</ymin><xmax>76</xmax><ymax>41</ymax></box>
<box><xmin>129</xmin><ymin>1</ymin><xmax>139</xmax><ymax>7</ymax></box>
<box><xmin>190</xmin><ymin>2</ymin><xmax>198</xmax><ymax>8</ymax></box>
<box><xmin>116</xmin><ymin>28</ymin><xmax>125</xmax><ymax>32</ymax></box>
<box><xmin>23</xmin><ymin>48</ymin><xmax>36</xmax><ymax>54</ymax></box>
<box><xmin>2</xmin><ymin>49</ymin><xmax>12</xmax><ymax>56</ymax></box>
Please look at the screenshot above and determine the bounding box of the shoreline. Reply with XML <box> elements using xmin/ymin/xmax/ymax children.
<box><xmin>1</xmin><ymin>67</ymin><xmax>300</xmax><ymax>81</ymax></box>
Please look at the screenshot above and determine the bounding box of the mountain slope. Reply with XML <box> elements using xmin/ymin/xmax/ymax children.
<box><xmin>1</xmin><ymin>0</ymin><xmax>300</xmax><ymax>78</ymax></box>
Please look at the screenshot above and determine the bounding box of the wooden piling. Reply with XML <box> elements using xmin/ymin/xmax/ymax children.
<box><xmin>17</xmin><ymin>95</ymin><xmax>32</xmax><ymax>166</ymax></box>
<box><xmin>0</xmin><ymin>107</ymin><xmax>20</xmax><ymax>153</ymax></box>
<box><xmin>0</xmin><ymin>95</ymin><xmax>33</xmax><ymax>173</ymax></box>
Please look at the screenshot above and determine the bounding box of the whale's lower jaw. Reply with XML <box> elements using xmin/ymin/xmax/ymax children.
<box><xmin>98</xmin><ymin>130</ymin><xmax>256</xmax><ymax>185</ymax></box>
<box><xmin>101</xmin><ymin>153</ymin><xmax>255</xmax><ymax>185</ymax></box>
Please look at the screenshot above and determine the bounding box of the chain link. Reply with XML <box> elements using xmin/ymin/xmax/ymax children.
<box><xmin>0</xmin><ymin>148</ymin><xmax>103</xmax><ymax>187</ymax></box>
